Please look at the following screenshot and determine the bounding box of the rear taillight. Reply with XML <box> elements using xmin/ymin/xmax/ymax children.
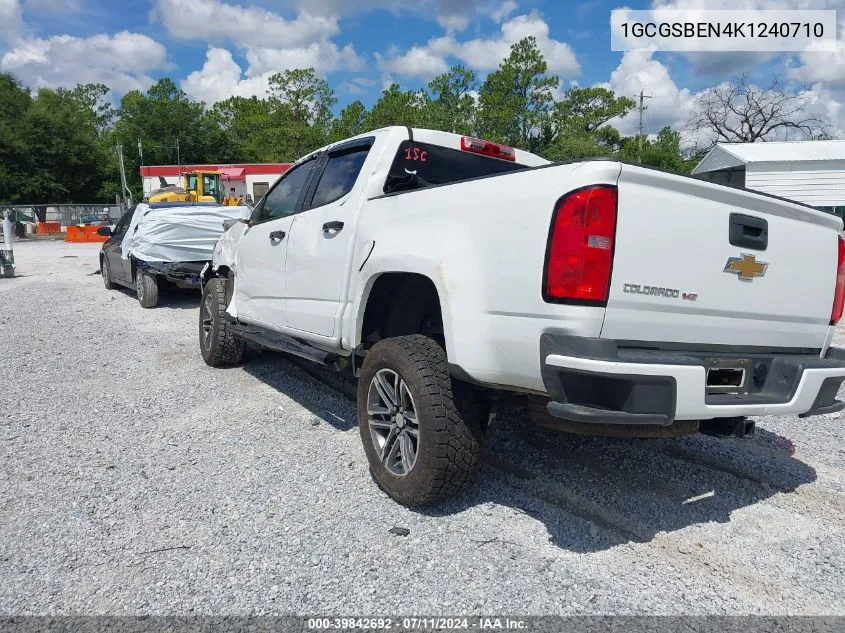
<box><xmin>831</xmin><ymin>235</ymin><xmax>845</xmax><ymax>324</ymax></box>
<box><xmin>544</xmin><ymin>185</ymin><xmax>618</xmax><ymax>304</ymax></box>
<box><xmin>460</xmin><ymin>136</ymin><xmax>516</xmax><ymax>161</ymax></box>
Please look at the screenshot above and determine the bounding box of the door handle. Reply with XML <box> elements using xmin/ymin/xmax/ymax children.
<box><xmin>269</xmin><ymin>230</ymin><xmax>286</xmax><ymax>242</ymax></box>
<box><xmin>323</xmin><ymin>221</ymin><xmax>344</xmax><ymax>233</ymax></box>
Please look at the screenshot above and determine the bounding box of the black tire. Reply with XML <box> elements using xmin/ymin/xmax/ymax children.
<box><xmin>199</xmin><ymin>277</ymin><xmax>245</xmax><ymax>367</ymax></box>
<box><xmin>357</xmin><ymin>334</ymin><xmax>481</xmax><ymax>507</ymax></box>
<box><xmin>136</xmin><ymin>268</ymin><xmax>158</xmax><ymax>308</ymax></box>
<box><xmin>101</xmin><ymin>257</ymin><xmax>115</xmax><ymax>289</ymax></box>
<box><xmin>2</xmin><ymin>265</ymin><xmax>13</xmax><ymax>278</ymax></box>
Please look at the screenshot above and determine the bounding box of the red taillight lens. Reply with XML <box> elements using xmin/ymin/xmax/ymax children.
<box><xmin>545</xmin><ymin>185</ymin><xmax>618</xmax><ymax>303</ymax></box>
<box><xmin>460</xmin><ymin>136</ymin><xmax>516</xmax><ymax>161</ymax></box>
<box><xmin>831</xmin><ymin>235</ymin><xmax>845</xmax><ymax>324</ymax></box>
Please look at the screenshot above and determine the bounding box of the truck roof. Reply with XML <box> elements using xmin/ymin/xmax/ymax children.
<box><xmin>298</xmin><ymin>126</ymin><xmax>550</xmax><ymax>169</ymax></box>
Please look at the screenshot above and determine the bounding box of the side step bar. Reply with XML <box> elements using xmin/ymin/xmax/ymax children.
<box><xmin>228</xmin><ymin>320</ymin><xmax>346</xmax><ymax>371</ymax></box>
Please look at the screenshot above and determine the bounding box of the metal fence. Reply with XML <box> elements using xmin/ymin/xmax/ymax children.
<box><xmin>0</xmin><ymin>204</ymin><xmax>127</xmax><ymax>227</ymax></box>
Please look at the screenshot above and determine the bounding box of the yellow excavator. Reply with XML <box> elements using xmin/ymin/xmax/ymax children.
<box><xmin>146</xmin><ymin>170</ymin><xmax>242</xmax><ymax>205</ymax></box>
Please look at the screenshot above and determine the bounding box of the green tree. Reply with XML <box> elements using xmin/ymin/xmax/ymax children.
<box><xmin>113</xmin><ymin>78</ymin><xmax>212</xmax><ymax>196</ymax></box>
<box><xmin>365</xmin><ymin>84</ymin><xmax>427</xmax><ymax>129</ymax></box>
<box><xmin>555</xmin><ymin>87</ymin><xmax>635</xmax><ymax>134</ymax></box>
<box><xmin>477</xmin><ymin>37</ymin><xmax>558</xmax><ymax>152</ymax></box>
<box><xmin>209</xmin><ymin>96</ymin><xmax>275</xmax><ymax>162</ymax></box>
<box><xmin>69</xmin><ymin>83</ymin><xmax>115</xmax><ymax>134</ymax></box>
<box><xmin>544</xmin><ymin>131</ymin><xmax>613</xmax><ymax>162</ymax></box>
<box><xmin>330</xmin><ymin>100</ymin><xmax>368</xmax><ymax>142</ymax></box>
<box><xmin>0</xmin><ymin>73</ymin><xmax>33</xmax><ymax>203</ymax></box>
<box><xmin>619</xmin><ymin>126</ymin><xmax>699</xmax><ymax>173</ymax></box>
<box><xmin>268</xmin><ymin>68</ymin><xmax>336</xmax><ymax>159</ymax></box>
<box><xmin>542</xmin><ymin>88</ymin><xmax>633</xmax><ymax>160</ymax></box>
<box><xmin>422</xmin><ymin>66</ymin><xmax>478</xmax><ymax>135</ymax></box>
<box><xmin>14</xmin><ymin>87</ymin><xmax>106</xmax><ymax>203</ymax></box>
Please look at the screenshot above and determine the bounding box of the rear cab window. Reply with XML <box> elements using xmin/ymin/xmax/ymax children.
<box><xmin>383</xmin><ymin>140</ymin><xmax>528</xmax><ymax>194</ymax></box>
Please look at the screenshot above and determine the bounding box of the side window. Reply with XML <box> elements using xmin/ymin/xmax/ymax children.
<box><xmin>258</xmin><ymin>160</ymin><xmax>314</xmax><ymax>223</ymax></box>
<box><xmin>309</xmin><ymin>147</ymin><xmax>370</xmax><ymax>209</ymax></box>
<box><xmin>203</xmin><ymin>174</ymin><xmax>219</xmax><ymax>198</ymax></box>
<box><xmin>114</xmin><ymin>209</ymin><xmax>134</xmax><ymax>234</ymax></box>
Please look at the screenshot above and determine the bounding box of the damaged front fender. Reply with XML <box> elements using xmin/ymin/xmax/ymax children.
<box><xmin>211</xmin><ymin>220</ymin><xmax>247</xmax><ymax>276</ymax></box>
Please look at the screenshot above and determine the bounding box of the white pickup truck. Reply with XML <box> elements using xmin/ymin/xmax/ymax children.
<box><xmin>199</xmin><ymin>126</ymin><xmax>845</xmax><ymax>506</ymax></box>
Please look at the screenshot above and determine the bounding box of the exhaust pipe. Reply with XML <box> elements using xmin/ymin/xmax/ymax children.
<box><xmin>700</xmin><ymin>417</ymin><xmax>755</xmax><ymax>439</ymax></box>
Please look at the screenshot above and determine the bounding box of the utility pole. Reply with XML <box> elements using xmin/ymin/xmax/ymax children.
<box><xmin>116</xmin><ymin>143</ymin><xmax>132</xmax><ymax>206</ymax></box>
<box><xmin>635</xmin><ymin>90</ymin><xmax>653</xmax><ymax>164</ymax></box>
<box><xmin>137</xmin><ymin>138</ymin><xmax>143</xmax><ymax>166</ymax></box>
<box><xmin>176</xmin><ymin>137</ymin><xmax>180</xmax><ymax>168</ymax></box>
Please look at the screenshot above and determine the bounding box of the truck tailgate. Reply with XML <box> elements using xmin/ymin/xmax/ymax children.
<box><xmin>601</xmin><ymin>165</ymin><xmax>843</xmax><ymax>350</ymax></box>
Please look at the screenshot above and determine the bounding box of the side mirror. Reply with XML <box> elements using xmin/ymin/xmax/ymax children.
<box><xmin>97</xmin><ymin>226</ymin><xmax>113</xmax><ymax>237</ymax></box>
<box><xmin>222</xmin><ymin>218</ymin><xmax>248</xmax><ymax>231</ymax></box>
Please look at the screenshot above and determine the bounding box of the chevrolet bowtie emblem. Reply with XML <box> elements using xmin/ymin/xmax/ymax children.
<box><xmin>724</xmin><ymin>253</ymin><xmax>768</xmax><ymax>281</ymax></box>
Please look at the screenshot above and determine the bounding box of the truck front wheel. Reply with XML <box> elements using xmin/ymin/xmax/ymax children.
<box><xmin>199</xmin><ymin>277</ymin><xmax>245</xmax><ymax>367</ymax></box>
<box><xmin>357</xmin><ymin>335</ymin><xmax>481</xmax><ymax>506</ymax></box>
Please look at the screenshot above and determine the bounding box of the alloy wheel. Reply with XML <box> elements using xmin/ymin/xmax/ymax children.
<box><xmin>201</xmin><ymin>292</ymin><xmax>214</xmax><ymax>350</ymax></box>
<box><xmin>367</xmin><ymin>368</ymin><xmax>420</xmax><ymax>476</ymax></box>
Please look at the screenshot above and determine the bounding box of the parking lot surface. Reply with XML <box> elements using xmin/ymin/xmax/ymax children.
<box><xmin>1</xmin><ymin>241</ymin><xmax>844</xmax><ymax>615</ymax></box>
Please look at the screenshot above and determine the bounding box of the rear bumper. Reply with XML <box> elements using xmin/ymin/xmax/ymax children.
<box><xmin>541</xmin><ymin>333</ymin><xmax>845</xmax><ymax>425</ymax></box>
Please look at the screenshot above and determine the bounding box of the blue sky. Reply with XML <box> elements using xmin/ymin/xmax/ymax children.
<box><xmin>1</xmin><ymin>0</ymin><xmax>844</xmax><ymax>137</ymax></box>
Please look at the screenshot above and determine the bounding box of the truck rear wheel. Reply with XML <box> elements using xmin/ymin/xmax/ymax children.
<box><xmin>136</xmin><ymin>268</ymin><xmax>159</xmax><ymax>308</ymax></box>
<box><xmin>357</xmin><ymin>335</ymin><xmax>481</xmax><ymax>507</ymax></box>
<box><xmin>199</xmin><ymin>277</ymin><xmax>245</xmax><ymax>367</ymax></box>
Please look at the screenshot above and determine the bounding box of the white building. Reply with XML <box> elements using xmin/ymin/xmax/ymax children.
<box><xmin>692</xmin><ymin>140</ymin><xmax>845</xmax><ymax>220</ymax></box>
<box><xmin>140</xmin><ymin>163</ymin><xmax>291</xmax><ymax>203</ymax></box>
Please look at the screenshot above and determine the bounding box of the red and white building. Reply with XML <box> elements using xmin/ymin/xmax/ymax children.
<box><xmin>140</xmin><ymin>163</ymin><xmax>291</xmax><ymax>203</ymax></box>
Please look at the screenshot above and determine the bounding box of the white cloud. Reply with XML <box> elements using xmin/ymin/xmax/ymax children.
<box><xmin>437</xmin><ymin>14</ymin><xmax>470</xmax><ymax>32</ymax></box>
<box><xmin>181</xmin><ymin>47</ymin><xmax>270</xmax><ymax>104</ymax></box>
<box><xmin>798</xmin><ymin>82</ymin><xmax>845</xmax><ymax>136</ymax></box>
<box><xmin>155</xmin><ymin>0</ymin><xmax>362</xmax><ymax>105</ymax></box>
<box><xmin>0</xmin><ymin>30</ymin><xmax>169</xmax><ymax>93</ymax></box>
<box><xmin>380</xmin><ymin>11</ymin><xmax>580</xmax><ymax>79</ymax></box>
<box><xmin>292</xmin><ymin>0</ymin><xmax>518</xmax><ymax>34</ymax></box>
<box><xmin>602</xmin><ymin>49</ymin><xmax>694</xmax><ymax>138</ymax></box>
<box><xmin>376</xmin><ymin>45</ymin><xmax>450</xmax><ymax>79</ymax></box>
<box><xmin>790</xmin><ymin>12</ymin><xmax>845</xmax><ymax>88</ymax></box>
<box><xmin>0</xmin><ymin>0</ymin><xmax>22</xmax><ymax>42</ymax></box>
<box><xmin>245</xmin><ymin>42</ymin><xmax>362</xmax><ymax>76</ymax></box>
<box><xmin>153</xmin><ymin>0</ymin><xmax>339</xmax><ymax>49</ymax></box>
<box><xmin>490</xmin><ymin>0</ymin><xmax>517</xmax><ymax>22</ymax></box>
<box><xmin>181</xmin><ymin>42</ymin><xmax>364</xmax><ymax>105</ymax></box>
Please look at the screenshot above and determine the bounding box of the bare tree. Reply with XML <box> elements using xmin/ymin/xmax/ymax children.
<box><xmin>688</xmin><ymin>75</ymin><xmax>831</xmax><ymax>149</ymax></box>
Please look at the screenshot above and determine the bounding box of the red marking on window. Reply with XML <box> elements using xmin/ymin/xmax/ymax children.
<box><xmin>404</xmin><ymin>147</ymin><xmax>427</xmax><ymax>162</ymax></box>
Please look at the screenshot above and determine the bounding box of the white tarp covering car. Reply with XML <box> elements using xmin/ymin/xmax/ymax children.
<box><xmin>121</xmin><ymin>202</ymin><xmax>250</xmax><ymax>263</ymax></box>
<box><xmin>99</xmin><ymin>201</ymin><xmax>252</xmax><ymax>309</ymax></box>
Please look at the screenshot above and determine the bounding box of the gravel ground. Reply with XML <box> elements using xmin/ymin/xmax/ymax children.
<box><xmin>1</xmin><ymin>240</ymin><xmax>844</xmax><ymax>616</ymax></box>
